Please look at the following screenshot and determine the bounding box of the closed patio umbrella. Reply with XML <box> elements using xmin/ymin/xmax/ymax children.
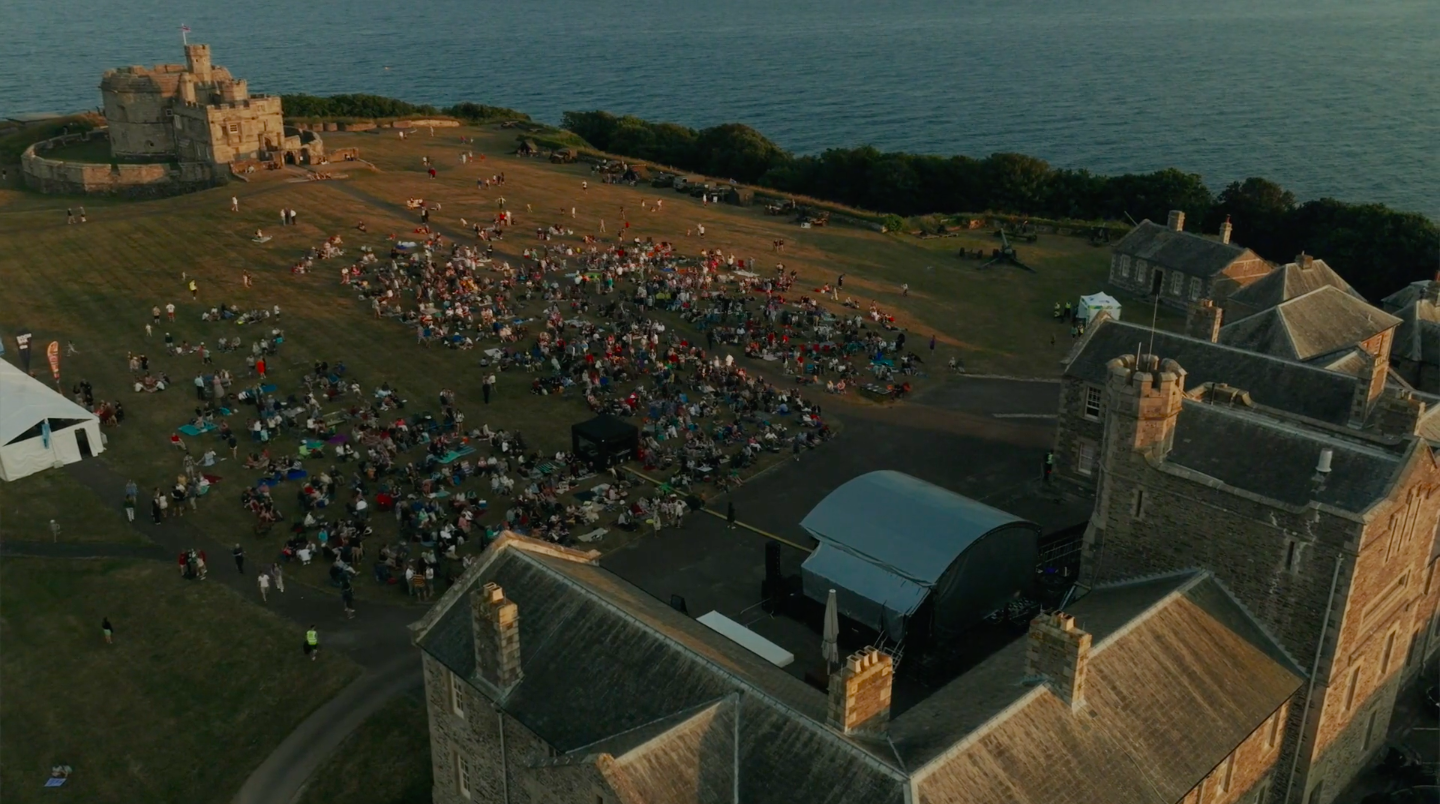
<box><xmin>822</xmin><ymin>588</ymin><xmax>840</xmax><ymax>670</ymax></box>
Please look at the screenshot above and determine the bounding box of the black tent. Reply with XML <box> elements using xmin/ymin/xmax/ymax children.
<box><xmin>571</xmin><ymin>414</ymin><xmax>639</xmax><ymax>469</ymax></box>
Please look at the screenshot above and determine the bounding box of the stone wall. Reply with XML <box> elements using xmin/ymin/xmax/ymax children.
<box><xmin>1087</xmin><ymin>357</ymin><xmax>1440</xmax><ymax>802</ymax></box>
<box><xmin>21</xmin><ymin>131</ymin><xmax>223</xmax><ymax>198</ymax></box>
<box><xmin>423</xmin><ymin>655</ymin><xmax>616</xmax><ymax>804</ymax></box>
<box><xmin>1052</xmin><ymin>376</ymin><xmax>1105</xmax><ymax>489</ymax></box>
<box><xmin>1178</xmin><ymin>703</ymin><xmax>1289</xmax><ymax>804</ymax></box>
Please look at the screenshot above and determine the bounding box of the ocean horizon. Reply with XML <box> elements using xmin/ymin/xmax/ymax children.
<box><xmin>4</xmin><ymin>0</ymin><xmax>1436</xmax><ymax>216</ymax></box>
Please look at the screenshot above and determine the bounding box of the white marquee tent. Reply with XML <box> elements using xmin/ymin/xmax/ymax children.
<box><xmin>0</xmin><ymin>359</ymin><xmax>104</xmax><ymax>481</ymax></box>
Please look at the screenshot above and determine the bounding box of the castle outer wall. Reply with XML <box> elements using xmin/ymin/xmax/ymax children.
<box><xmin>21</xmin><ymin>130</ymin><xmax>223</xmax><ymax>198</ymax></box>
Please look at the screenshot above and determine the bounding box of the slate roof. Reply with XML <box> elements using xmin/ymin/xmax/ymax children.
<box><xmin>1166</xmin><ymin>401</ymin><xmax>1406</xmax><ymax>512</ymax></box>
<box><xmin>1391</xmin><ymin>298</ymin><xmax>1440</xmax><ymax>365</ymax></box>
<box><xmin>414</xmin><ymin>537</ymin><xmax>907</xmax><ymax>804</ymax></box>
<box><xmin>1066</xmin><ymin>318</ymin><xmax>1362</xmax><ymax>426</ymax></box>
<box><xmin>415</xmin><ymin>537</ymin><xmax>1310</xmax><ymax>804</ymax></box>
<box><xmin>1218</xmin><ymin>286</ymin><xmax>1401</xmax><ymax>363</ymax></box>
<box><xmin>1226</xmin><ymin>258</ymin><xmax>1362</xmax><ymax>315</ymax></box>
<box><xmin>900</xmin><ymin>571</ymin><xmax>1303</xmax><ymax>804</ymax></box>
<box><xmin>1114</xmin><ymin>220</ymin><xmax>1255</xmax><ymax>278</ymax></box>
<box><xmin>1382</xmin><ymin>279</ymin><xmax>1440</xmax><ymax>314</ymax></box>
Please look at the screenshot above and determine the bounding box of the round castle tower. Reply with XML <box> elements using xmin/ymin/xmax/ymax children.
<box><xmin>1104</xmin><ymin>353</ymin><xmax>1186</xmax><ymax>457</ymax></box>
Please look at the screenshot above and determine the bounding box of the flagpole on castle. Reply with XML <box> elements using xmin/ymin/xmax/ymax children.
<box><xmin>181</xmin><ymin>24</ymin><xmax>190</xmax><ymax>45</ymax></box>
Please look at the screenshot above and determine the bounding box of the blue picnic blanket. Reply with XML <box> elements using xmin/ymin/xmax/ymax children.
<box><xmin>178</xmin><ymin>423</ymin><xmax>217</xmax><ymax>437</ymax></box>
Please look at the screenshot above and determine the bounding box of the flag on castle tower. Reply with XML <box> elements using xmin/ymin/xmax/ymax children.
<box><xmin>180</xmin><ymin>24</ymin><xmax>191</xmax><ymax>44</ymax></box>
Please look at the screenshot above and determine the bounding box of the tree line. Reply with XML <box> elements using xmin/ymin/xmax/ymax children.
<box><xmin>279</xmin><ymin>94</ymin><xmax>529</xmax><ymax>125</ymax></box>
<box><xmin>563</xmin><ymin>110</ymin><xmax>1436</xmax><ymax>301</ymax></box>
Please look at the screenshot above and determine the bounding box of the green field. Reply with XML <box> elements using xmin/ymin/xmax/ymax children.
<box><xmin>0</xmin><ymin>121</ymin><xmax>1128</xmax><ymax>802</ymax></box>
<box><xmin>296</xmin><ymin>693</ymin><xmax>432</xmax><ymax>804</ymax></box>
<box><xmin>0</xmin><ymin>558</ymin><xmax>357</xmax><ymax>804</ymax></box>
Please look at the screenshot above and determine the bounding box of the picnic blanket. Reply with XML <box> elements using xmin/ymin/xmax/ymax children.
<box><xmin>437</xmin><ymin>446</ymin><xmax>476</xmax><ymax>465</ymax></box>
<box><xmin>286</xmin><ymin>469</ymin><xmax>308</xmax><ymax>481</ymax></box>
<box><xmin>260</xmin><ymin>383</ymin><xmax>278</xmax><ymax>394</ymax></box>
<box><xmin>577</xmin><ymin>528</ymin><xmax>608</xmax><ymax>543</ymax></box>
<box><xmin>177</xmin><ymin>423</ymin><xmax>217</xmax><ymax>436</ymax></box>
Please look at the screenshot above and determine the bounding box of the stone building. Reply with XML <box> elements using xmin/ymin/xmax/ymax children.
<box><xmin>1107</xmin><ymin>211</ymin><xmax>1270</xmax><ymax>307</ymax></box>
<box><xmin>1076</xmin><ymin>352</ymin><xmax>1440</xmax><ymax>804</ymax></box>
<box><xmin>23</xmin><ymin>43</ymin><xmax>321</xmax><ymax>196</ymax></box>
<box><xmin>412</xmin><ymin>533</ymin><xmax>1302</xmax><ymax>804</ymax></box>
<box><xmin>1382</xmin><ymin>277</ymin><xmax>1440</xmax><ymax>394</ymax></box>
<box><xmin>99</xmin><ymin>44</ymin><xmax>319</xmax><ymax>166</ymax></box>
<box><xmin>1223</xmin><ymin>255</ymin><xmax>1362</xmax><ymax>323</ymax></box>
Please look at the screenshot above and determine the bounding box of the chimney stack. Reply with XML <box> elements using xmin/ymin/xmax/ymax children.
<box><xmin>827</xmin><ymin>647</ymin><xmax>894</xmax><ymax>735</ymax></box>
<box><xmin>1026</xmin><ymin>612</ymin><xmax>1092</xmax><ymax>711</ymax></box>
<box><xmin>1296</xmin><ymin>251</ymin><xmax>1314</xmax><ymax>270</ymax></box>
<box><xmin>1219</xmin><ymin>216</ymin><xmax>1233</xmax><ymax>245</ymax></box>
<box><xmin>1167</xmin><ymin>210</ymin><xmax>1185</xmax><ymax>232</ymax></box>
<box><xmin>472</xmin><ymin>582</ymin><xmax>523</xmax><ymax>692</ymax></box>
<box><xmin>1185</xmin><ymin>298</ymin><xmax>1224</xmax><ymax>343</ymax></box>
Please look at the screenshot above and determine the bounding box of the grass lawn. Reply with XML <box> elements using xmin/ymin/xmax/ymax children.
<box><xmin>296</xmin><ymin>693</ymin><xmax>432</xmax><ymax>804</ymax></box>
<box><xmin>0</xmin><ymin>558</ymin><xmax>358</xmax><ymax>804</ymax></box>
<box><xmin>39</xmin><ymin>138</ymin><xmax>154</xmax><ymax>166</ymax></box>
<box><xmin>0</xmin><ymin>470</ymin><xmax>150</xmax><ymax>545</ymax></box>
<box><xmin>0</xmin><ymin>121</ymin><xmax>1151</xmax><ymax>799</ymax></box>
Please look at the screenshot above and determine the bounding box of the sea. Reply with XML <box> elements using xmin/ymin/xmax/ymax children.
<box><xmin>4</xmin><ymin>0</ymin><xmax>1436</xmax><ymax>216</ymax></box>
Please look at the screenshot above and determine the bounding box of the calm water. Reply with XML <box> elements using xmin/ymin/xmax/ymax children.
<box><xmin>4</xmin><ymin>0</ymin><xmax>1436</xmax><ymax>215</ymax></box>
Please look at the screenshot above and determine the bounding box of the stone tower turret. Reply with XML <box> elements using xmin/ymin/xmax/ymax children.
<box><xmin>184</xmin><ymin>44</ymin><xmax>212</xmax><ymax>82</ymax></box>
<box><xmin>1104</xmin><ymin>353</ymin><xmax>1186</xmax><ymax>459</ymax></box>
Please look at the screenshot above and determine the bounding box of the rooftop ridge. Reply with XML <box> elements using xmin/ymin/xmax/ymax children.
<box><xmin>506</xmin><ymin>549</ymin><xmax>909</xmax><ymax>779</ymax></box>
<box><xmin>1092</xmin><ymin>319</ymin><xmax>1360</xmax><ymax>381</ymax></box>
<box><xmin>1179</xmin><ymin>398</ymin><xmax>1405</xmax><ymax>459</ymax></box>
<box><xmin>1204</xmin><ymin>574</ymin><xmax>1309</xmax><ymax>677</ymax></box>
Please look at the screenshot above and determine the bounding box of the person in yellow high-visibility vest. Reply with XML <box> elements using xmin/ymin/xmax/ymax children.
<box><xmin>304</xmin><ymin>626</ymin><xmax>320</xmax><ymax>661</ymax></box>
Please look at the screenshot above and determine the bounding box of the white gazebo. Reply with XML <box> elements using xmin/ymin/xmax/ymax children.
<box><xmin>0</xmin><ymin>359</ymin><xmax>104</xmax><ymax>481</ymax></box>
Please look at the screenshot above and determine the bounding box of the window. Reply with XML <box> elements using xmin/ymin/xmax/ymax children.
<box><xmin>226</xmin><ymin>122</ymin><xmax>240</xmax><ymax>134</ymax></box>
<box><xmin>1266</xmin><ymin>709</ymin><xmax>1283</xmax><ymax>749</ymax></box>
<box><xmin>1083</xmin><ymin>386</ymin><xmax>1103</xmax><ymax>420</ymax></box>
<box><xmin>455</xmin><ymin>750</ymin><xmax>472</xmax><ymax>799</ymax></box>
<box><xmin>449</xmin><ymin>671</ymin><xmax>465</xmax><ymax>717</ymax></box>
<box><xmin>1362</xmin><ymin>709</ymin><xmax>1380</xmax><ymax>751</ymax></box>
<box><xmin>1427</xmin><ymin>560</ymin><xmax>1437</xmax><ymax>596</ymax></box>
<box><xmin>1077</xmin><ymin>440</ymin><xmax>1097</xmax><ymax>477</ymax></box>
<box><xmin>1380</xmin><ymin>631</ymin><xmax>1398</xmax><ymax>675</ymax></box>
<box><xmin>1408</xmin><ymin>629</ymin><xmax>1422</xmax><ymax>667</ymax></box>
<box><xmin>163</xmin><ymin>108</ymin><xmax>173</xmax><ymax>117</ymax></box>
<box><xmin>1170</xmin><ymin>271</ymin><xmax>1185</xmax><ymax>295</ymax></box>
<box><xmin>1115</xmin><ymin>257</ymin><xmax>1130</xmax><ymax>280</ymax></box>
<box><xmin>1132</xmin><ymin>488</ymin><xmax>1146</xmax><ymax>520</ymax></box>
<box><xmin>1344</xmin><ymin>666</ymin><xmax>1361</xmax><ymax>711</ymax></box>
<box><xmin>1285</xmin><ymin>541</ymin><xmax>1298</xmax><ymax>571</ymax></box>
<box><xmin>1256</xmin><ymin>780</ymin><xmax>1272</xmax><ymax>804</ymax></box>
<box><xmin>1189</xmin><ymin>277</ymin><xmax>1203</xmax><ymax>300</ymax></box>
<box><xmin>1307</xmin><ymin>781</ymin><xmax>1324</xmax><ymax>804</ymax></box>
<box><xmin>1218</xmin><ymin>752</ymin><xmax>1236</xmax><ymax>792</ymax></box>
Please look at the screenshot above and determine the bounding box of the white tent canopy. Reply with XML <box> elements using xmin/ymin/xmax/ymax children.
<box><xmin>1078</xmin><ymin>292</ymin><xmax>1122</xmax><ymax>323</ymax></box>
<box><xmin>0</xmin><ymin>359</ymin><xmax>104</xmax><ymax>481</ymax></box>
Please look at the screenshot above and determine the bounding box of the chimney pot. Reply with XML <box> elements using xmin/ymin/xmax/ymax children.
<box><xmin>1167</xmin><ymin>210</ymin><xmax>1185</xmax><ymax>232</ymax></box>
<box><xmin>1316</xmin><ymin>448</ymin><xmax>1334</xmax><ymax>474</ymax></box>
<box><xmin>1219</xmin><ymin>216</ymin><xmax>1233</xmax><ymax>245</ymax></box>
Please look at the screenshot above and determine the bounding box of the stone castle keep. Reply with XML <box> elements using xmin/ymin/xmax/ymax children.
<box><xmin>22</xmin><ymin>44</ymin><xmax>322</xmax><ymax>196</ymax></box>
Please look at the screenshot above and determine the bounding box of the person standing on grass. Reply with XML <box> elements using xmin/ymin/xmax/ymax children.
<box><xmin>231</xmin><ymin>196</ymin><xmax>239</xmax><ymax>212</ymax></box>
<box><xmin>188</xmin><ymin>279</ymin><xmax>198</xmax><ymax>300</ymax></box>
<box><xmin>232</xmin><ymin>543</ymin><xmax>245</xmax><ymax>574</ymax></box>
<box><xmin>156</xmin><ymin>488</ymin><xmax>169</xmax><ymax>521</ymax></box>
<box><xmin>727</xmin><ymin>501</ymin><xmax>736</xmax><ymax>530</ymax></box>
<box><xmin>102</xmin><ymin>617</ymin><xmax>114</xmax><ymax>645</ymax></box>
<box><xmin>258</xmin><ymin>571</ymin><xmax>270</xmax><ymax>602</ymax></box>
<box><xmin>304</xmin><ymin>626</ymin><xmax>320</xmax><ymax>661</ymax></box>
<box><xmin>166</xmin><ymin>303</ymin><xmax>175</xmax><ymax>321</ymax></box>
<box><xmin>341</xmin><ymin>581</ymin><xmax>355</xmax><ymax>619</ymax></box>
<box><xmin>271</xmin><ymin>563</ymin><xmax>285</xmax><ymax>593</ymax></box>
<box><xmin>242</xmin><ymin>271</ymin><xmax>251</xmax><ymax>288</ymax></box>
